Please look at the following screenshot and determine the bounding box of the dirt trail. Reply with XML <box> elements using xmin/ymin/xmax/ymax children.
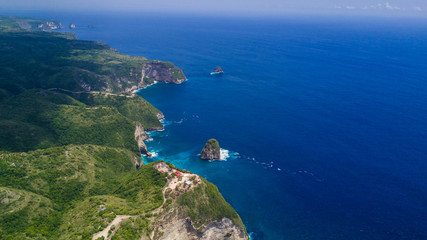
<box><xmin>92</xmin><ymin>215</ymin><xmax>133</xmax><ymax>240</ymax></box>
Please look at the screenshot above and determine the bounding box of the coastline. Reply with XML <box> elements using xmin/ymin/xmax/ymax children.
<box><xmin>0</xmin><ymin>15</ymin><xmax>249</xmax><ymax>240</ymax></box>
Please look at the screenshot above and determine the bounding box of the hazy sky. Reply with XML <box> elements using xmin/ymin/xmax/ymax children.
<box><xmin>1</xmin><ymin>0</ymin><xmax>426</xmax><ymax>18</ymax></box>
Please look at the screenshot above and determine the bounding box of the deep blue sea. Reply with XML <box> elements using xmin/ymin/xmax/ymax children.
<box><xmin>5</xmin><ymin>11</ymin><xmax>427</xmax><ymax>239</ymax></box>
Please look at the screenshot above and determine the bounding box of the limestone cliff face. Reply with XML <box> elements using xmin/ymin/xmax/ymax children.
<box><xmin>156</xmin><ymin>112</ymin><xmax>165</xmax><ymax>121</ymax></box>
<box><xmin>120</xmin><ymin>61</ymin><xmax>186</xmax><ymax>94</ymax></box>
<box><xmin>200</xmin><ymin>139</ymin><xmax>221</xmax><ymax>160</ymax></box>
<box><xmin>17</xmin><ymin>20</ymin><xmax>62</xmax><ymax>32</ymax></box>
<box><xmin>150</xmin><ymin>171</ymin><xmax>248</xmax><ymax>240</ymax></box>
<box><xmin>156</xmin><ymin>217</ymin><xmax>247</xmax><ymax>240</ymax></box>
<box><xmin>134</xmin><ymin>122</ymin><xmax>151</xmax><ymax>158</ymax></box>
<box><xmin>141</xmin><ymin>61</ymin><xmax>186</xmax><ymax>83</ymax></box>
<box><xmin>68</xmin><ymin>59</ymin><xmax>186</xmax><ymax>94</ymax></box>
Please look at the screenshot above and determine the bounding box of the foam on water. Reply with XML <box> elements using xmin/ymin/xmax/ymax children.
<box><xmin>220</xmin><ymin>148</ymin><xmax>240</xmax><ymax>161</ymax></box>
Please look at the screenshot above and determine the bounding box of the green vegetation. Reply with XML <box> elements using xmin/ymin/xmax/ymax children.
<box><xmin>0</xmin><ymin>145</ymin><xmax>136</xmax><ymax>204</ymax></box>
<box><xmin>115</xmin><ymin>162</ymin><xmax>166</xmax><ymax>211</ymax></box>
<box><xmin>111</xmin><ymin>216</ymin><xmax>150</xmax><ymax>240</ymax></box>
<box><xmin>0</xmin><ymin>148</ymin><xmax>167</xmax><ymax>239</ymax></box>
<box><xmin>0</xmin><ymin>15</ymin><xmax>246</xmax><ymax>240</ymax></box>
<box><xmin>0</xmin><ymin>145</ymin><xmax>136</xmax><ymax>239</ymax></box>
<box><xmin>59</xmin><ymin>196</ymin><xmax>130</xmax><ymax>240</ymax></box>
<box><xmin>62</xmin><ymin>91</ymin><xmax>163</xmax><ymax>130</ymax></box>
<box><xmin>0</xmin><ymin>187</ymin><xmax>55</xmax><ymax>239</ymax></box>
<box><xmin>0</xmin><ymin>90</ymin><xmax>139</xmax><ymax>153</ymax></box>
<box><xmin>176</xmin><ymin>178</ymin><xmax>245</xmax><ymax>231</ymax></box>
<box><xmin>0</xmin><ymin>15</ymin><xmax>185</xmax><ymax>95</ymax></box>
<box><xmin>0</xmin><ymin>16</ymin><xmax>62</xmax><ymax>33</ymax></box>
<box><xmin>203</xmin><ymin>139</ymin><xmax>220</xmax><ymax>151</ymax></box>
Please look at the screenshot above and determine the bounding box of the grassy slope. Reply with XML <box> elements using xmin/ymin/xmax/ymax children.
<box><xmin>62</xmin><ymin>91</ymin><xmax>163</xmax><ymax>130</ymax></box>
<box><xmin>111</xmin><ymin>216</ymin><xmax>151</xmax><ymax>240</ymax></box>
<box><xmin>0</xmin><ymin>145</ymin><xmax>137</xmax><ymax>239</ymax></box>
<box><xmin>176</xmin><ymin>178</ymin><xmax>245</xmax><ymax>231</ymax></box>
<box><xmin>203</xmin><ymin>139</ymin><xmax>220</xmax><ymax>151</ymax></box>
<box><xmin>59</xmin><ymin>195</ymin><xmax>132</xmax><ymax>240</ymax></box>
<box><xmin>59</xmin><ymin>162</ymin><xmax>165</xmax><ymax>240</ymax></box>
<box><xmin>115</xmin><ymin>162</ymin><xmax>166</xmax><ymax>210</ymax></box>
<box><xmin>0</xmin><ymin>90</ymin><xmax>139</xmax><ymax>153</ymax></box>
<box><xmin>0</xmin><ymin>187</ymin><xmax>55</xmax><ymax>240</ymax></box>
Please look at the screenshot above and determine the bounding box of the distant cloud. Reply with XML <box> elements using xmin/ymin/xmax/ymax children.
<box><xmin>385</xmin><ymin>2</ymin><xmax>400</xmax><ymax>10</ymax></box>
<box><xmin>414</xmin><ymin>6</ymin><xmax>422</xmax><ymax>11</ymax></box>
<box><xmin>332</xmin><ymin>2</ymin><xmax>405</xmax><ymax>11</ymax></box>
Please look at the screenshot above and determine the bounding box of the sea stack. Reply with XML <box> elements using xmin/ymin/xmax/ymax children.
<box><xmin>201</xmin><ymin>138</ymin><xmax>221</xmax><ymax>160</ymax></box>
<box><xmin>214</xmin><ymin>66</ymin><xmax>224</xmax><ymax>73</ymax></box>
<box><xmin>210</xmin><ymin>66</ymin><xmax>224</xmax><ymax>75</ymax></box>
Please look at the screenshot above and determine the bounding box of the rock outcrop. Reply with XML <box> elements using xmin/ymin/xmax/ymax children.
<box><xmin>124</xmin><ymin>61</ymin><xmax>187</xmax><ymax>94</ymax></box>
<box><xmin>156</xmin><ymin>112</ymin><xmax>165</xmax><ymax>121</ymax></box>
<box><xmin>17</xmin><ymin>20</ymin><xmax>62</xmax><ymax>31</ymax></box>
<box><xmin>134</xmin><ymin>122</ymin><xmax>152</xmax><ymax>158</ymax></box>
<box><xmin>201</xmin><ymin>139</ymin><xmax>221</xmax><ymax>160</ymax></box>
<box><xmin>213</xmin><ymin>66</ymin><xmax>224</xmax><ymax>74</ymax></box>
<box><xmin>156</xmin><ymin>217</ymin><xmax>247</xmax><ymax>240</ymax></box>
<box><xmin>141</xmin><ymin>61</ymin><xmax>186</xmax><ymax>84</ymax></box>
<box><xmin>150</xmin><ymin>166</ymin><xmax>248</xmax><ymax>240</ymax></box>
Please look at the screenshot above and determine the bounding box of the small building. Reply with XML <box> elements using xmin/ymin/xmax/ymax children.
<box><xmin>175</xmin><ymin>171</ymin><xmax>182</xmax><ymax>177</ymax></box>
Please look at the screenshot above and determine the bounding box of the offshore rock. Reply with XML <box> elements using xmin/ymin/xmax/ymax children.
<box><xmin>213</xmin><ymin>66</ymin><xmax>224</xmax><ymax>74</ymax></box>
<box><xmin>201</xmin><ymin>139</ymin><xmax>221</xmax><ymax>160</ymax></box>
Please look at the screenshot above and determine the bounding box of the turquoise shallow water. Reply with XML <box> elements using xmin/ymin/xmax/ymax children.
<box><xmin>5</xmin><ymin>10</ymin><xmax>427</xmax><ymax>239</ymax></box>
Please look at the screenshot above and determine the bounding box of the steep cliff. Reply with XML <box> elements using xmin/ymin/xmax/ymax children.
<box><xmin>142</xmin><ymin>61</ymin><xmax>187</xmax><ymax>84</ymax></box>
<box><xmin>135</xmin><ymin>121</ymin><xmax>152</xmax><ymax>158</ymax></box>
<box><xmin>201</xmin><ymin>139</ymin><xmax>221</xmax><ymax>160</ymax></box>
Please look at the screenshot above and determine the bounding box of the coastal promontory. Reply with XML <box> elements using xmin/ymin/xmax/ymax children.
<box><xmin>0</xmin><ymin>15</ymin><xmax>247</xmax><ymax>240</ymax></box>
<box><xmin>201</xmin><ymin>139</ymin><xmax>221</xmax><ymax>160</ymax></box>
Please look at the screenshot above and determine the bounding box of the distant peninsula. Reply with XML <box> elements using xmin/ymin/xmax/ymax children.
<box><xmin>0</xmin><ymin>15</ymin><xmax>248</xmax><ymax>240</ymax></box>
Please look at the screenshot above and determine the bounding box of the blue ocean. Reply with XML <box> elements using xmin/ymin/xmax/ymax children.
<box><xmin>6</xmin><ymin>11</ymin><xmax>427</xmax><ymax>239</ymax></box>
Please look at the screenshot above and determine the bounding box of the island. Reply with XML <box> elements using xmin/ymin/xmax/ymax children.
<box><xmin>210</xmin><ymin>66</ymin><xmax>224</xmax><ymax>75</ymax></box>
<box><xmin>201</xmin><ymin>138</ymin><xmax>221</xmax><ymax>160</ymax></box>
<box><xmin>0</xmin><ymin>15</ymin><xmax>248</xmax><ymax>240</ymax></box>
